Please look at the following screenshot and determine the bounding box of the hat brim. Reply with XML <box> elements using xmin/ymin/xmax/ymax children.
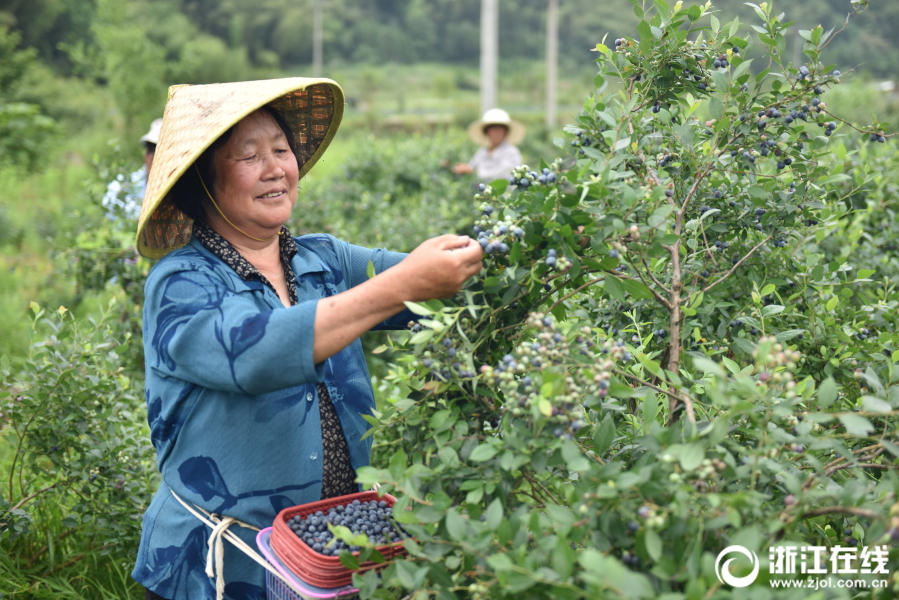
<box><xmin>467</xmin><ymin>118</ymin><xmax>525</xmax><ymax>147</ymax></box>
<box><xmin>136</xmin><ymin>78</ymin><xmax>344</xmax><ymax>259</ymax></box>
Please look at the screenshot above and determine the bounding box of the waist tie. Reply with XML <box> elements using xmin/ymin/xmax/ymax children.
<box><xmin>168</xmin><ymin>487</ymin><xmax>306</xmax><ymax>600</ymax></box>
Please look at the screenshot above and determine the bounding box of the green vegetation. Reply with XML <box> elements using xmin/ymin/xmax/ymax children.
<box><xmin>1</xmin><ymin>0</ymin><xmax>899</xmax><ymax>598</ymax></box>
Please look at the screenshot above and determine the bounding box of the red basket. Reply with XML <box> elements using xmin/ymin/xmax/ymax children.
<box><xmin>271</xmin><ymin>491</ymin><xmax>407</xmax><ymax>588</ymax></box>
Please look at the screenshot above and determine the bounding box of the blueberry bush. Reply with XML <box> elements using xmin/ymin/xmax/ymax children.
<box><xmin>351</xmin><ymin>2</ymin><xmax>899</xmax><ymax>598</ymax></box>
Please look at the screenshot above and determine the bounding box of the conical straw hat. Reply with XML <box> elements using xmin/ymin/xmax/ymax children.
<box><xmin>136</xmin><ymin>77</ymin><xmax>344</xmax><ymax>258</ymax></box>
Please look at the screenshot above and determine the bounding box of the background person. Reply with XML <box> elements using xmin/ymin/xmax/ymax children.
<box><xmin>132</xmin><ymin>78</ymin><xmax>482</xmax><ymax>600</ymax></box>
<box><xmin>102</xmin><ymin>118</ymin><xmax>162</xmax><ymax>221</ymax></box>
<box><xmin>452</xmin><ymin>108</ymin><xmax>525</xmax><ymax>181</ymax></box>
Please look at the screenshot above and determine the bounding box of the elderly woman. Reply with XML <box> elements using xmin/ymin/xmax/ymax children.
<box><xmin>132</xmin><ymin>79</ymin><xmax>482</xmax><ymax>600</ymax></box>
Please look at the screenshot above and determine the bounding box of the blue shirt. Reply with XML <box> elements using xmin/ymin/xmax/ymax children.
<box><xmin>132</xmin><ymin>233</ymin><xmax>410</xmax><ymax>600</ymax></box>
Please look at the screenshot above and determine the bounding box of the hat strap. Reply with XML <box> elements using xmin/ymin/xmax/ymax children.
<box><xmin>195</xmin><ymin>165</ymin><xmax>283</xmax><ymax>243</ymax></box>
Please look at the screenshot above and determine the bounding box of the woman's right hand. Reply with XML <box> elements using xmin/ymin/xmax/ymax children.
<box><xmin>395</xmin><ymin>235</ymin><xmax>483</xmax><ymax>300</ymax></box>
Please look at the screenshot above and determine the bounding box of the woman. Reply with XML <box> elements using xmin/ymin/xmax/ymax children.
<box><xmin>132</xmin><ymin>78</ymin><xmax>482</xmax><ymax>600</ymax></box>
<box><xmin>452</xmin><ymin>108</ymin><xmax>525</xmax><ymax>181</ymax></box>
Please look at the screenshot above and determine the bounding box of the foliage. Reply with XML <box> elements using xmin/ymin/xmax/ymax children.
<box><xmin>348</xmin><ymin>2</ymin><xmax>899</xmax><ymax>598</ymax></box>
<box><xmin>289</xmin><ymin>130</ymin><xmax>476</xmax><ymax>251</ymax></box>
<box><xmin>0</xmin><ymin>302</ymin><xmax>156</xmax><ymax>595</ymax></box>
<box><xmin>0</xmin><ymin>26</ymin><xmax>59</xmax><ymax>172</ymax></box>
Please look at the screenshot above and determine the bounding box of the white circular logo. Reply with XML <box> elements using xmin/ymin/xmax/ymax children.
<box><xmin>715</xmin><ymin>545</ymin><xmax>760</xmax><ymax>588</ymax></box>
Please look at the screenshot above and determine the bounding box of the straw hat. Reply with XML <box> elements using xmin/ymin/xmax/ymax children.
<box><xmin>136</xmin><ymin>77</ymin><xmax>344</xmax><ymax>259</ymax></box>
<box><xmin>139</xmin><ymin>118</ymin><xmax>163</xmax><ymax>146</ymax></box>
<box><xmin>466</xmin><ymin>108</ymin><xmax>525</xmax><ymax>147</ymax></box>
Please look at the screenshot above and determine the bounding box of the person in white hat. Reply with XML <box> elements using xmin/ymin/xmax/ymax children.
<box><xmin>101</xmin><ymin>118</ymin><xmax>162</xmax><ymax>222</ymax></box>
<box><xmin>452</xmin><ymin>108</ymin><xmax>525</xmax><ymax>181</ymax></box>
<box><xmin>132</xmin><ymin>78</ymin><xmax>482</xmax><ymax>600</ymax></box>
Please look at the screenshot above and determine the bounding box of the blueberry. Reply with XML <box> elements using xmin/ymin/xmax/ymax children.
<box><xmin>478</xmin><ymin>183</ymin><xmax>486</xmax><ymax>192</ymax></box>
<box><xmin>814</xmin><ymin>86</ymin><xmax>823</xmax><ymax>95</ymax></box>
<box><xmin>519</xmin><ymin>178</ymin><xmax>530</xmax><ymax>188</ymax></box>
<box><xmin>609</xmin><ymin>249</ymin><xmax>620</xmax><ymax>258</ymax></box>
<box><xmin>812</xmin><ymin>98</ymin><xmax>821</xmax><ymax>106</ymax></box>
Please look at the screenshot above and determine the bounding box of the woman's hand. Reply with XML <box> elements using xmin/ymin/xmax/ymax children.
<box><xmin>451</xmin><ymin>162</ymin><xmax>473</xmax><ymax>175</ymax></box>
<box><xmin>312</xmin><ymin>235</ymin><xmax>483</xmax><ymax>363</ymax></box>
<box><xmin>395</xmin><ymin>235</ymin><xmax>483</xmax><ymax>301</ymax></box>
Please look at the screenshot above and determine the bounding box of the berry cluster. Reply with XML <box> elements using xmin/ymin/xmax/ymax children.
<box><xmin>636</xmin><ymin>504</ymin><xmax>667</xmax><ymax>530</ymax></box>
<box><xmin>285</xmin><ymin>499</ymin><xmax>405</xmax><ymax>556</ymax></box>
<box><xmin>479</xmin><ymin>314</ymin><xmax>633</xmax><ymax>436</ymax></box>
<box><xmin>506</xmin><ymin>165</ymin><xmax>559</xmax><ymax>189</ymax></box>
<box><xmin>417</xmin><ymin>334</ymin><xmax>477</xmax><ymax>381</ymax></box>
<box><xmin>472</xmin><ymin>209</ymin><xmax>521</xmax><ymax>258</ymax></box>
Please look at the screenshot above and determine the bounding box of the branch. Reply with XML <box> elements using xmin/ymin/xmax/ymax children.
<box><xmin>699</xmin><ymin>234</ymin><xmax>773</xmax><ymax>295</ymax></box>
<box><xmin>800</xmin><ymin>506</ymin><xmax>883</xmax><ymax>521</ymax></box>
<box><xmin>12</xmin><ymin>482</ymin><xmax>62</xmax><ymax>511</ymax></box>
<box><xmin>547</xmin><ymin>276</ymin><xmax>606</xmax><ymax>312</ymax></box>
<box><xmin>640</xmin><ymin>256</ymin><xmax>672</xmax><ymax>297</ymax></box>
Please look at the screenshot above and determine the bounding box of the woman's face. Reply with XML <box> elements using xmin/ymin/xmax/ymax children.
<box><xmin>210</xmin><ymin>110</ymin><xmax>299</xmax><ymax>239</ymax></box>
<box><xmin>485</xmin><ymin>124</ymin><xmax>508</xmax><ymax>147</ymax></box>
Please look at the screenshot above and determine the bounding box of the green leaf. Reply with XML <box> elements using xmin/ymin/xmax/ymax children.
<box><xmin>733</xmin><ymin>58</ymin><xmax>753</xmax><ymax>79</ymax></box>
<box><xmin>838</xmin><ymin>413</ymin><xmax>874</xmax><ymax>437</ymax></box>
<box><xmin>817</xmin><ymin>377</ymin><xmax>837</xmax><ymax>409</ymax></box>
<box><xmin>613</xmin><ymin>136</ymin><xmax>632</xmax><ymax>152</ymax></box>
<box><xmin>444</xmin><ymin>510</ymin><xmax>467</xmax><ymax>541</ymax></box>
<box><xmin>485</xmin><ymin>498</ymin><xmax>504</xmax><ymax>530</ymax></box>
<box><xmin>648</xmin><ymin>205</ymin><xmax>673</xmax><ymax>228</ymax></box>
<box><xmin>593</xmin><ymin>415</ymin><xmax>616</xmax><ymax>455</ymax></box>
<box><xmin>637</xmin><ymin>20</ymin><xmax>653</xmax><ymax>51</ymax></box>
<box><xmin>644</xmin><ymin>529</ymin><xmax>662</xmax><ymax>562</ymax></box>
<box><xmin>604</xmin><ymin>275</ymin><xmax>626</xmax><ymax>302</ymax></box>
<box><xmin>674</xmin><ymin>442</ymin><xmax>704</xmax><ymax>471</ymax></box>
<box><xmin>487</xmin><ymin>553</ymin><xmax>514</xmax><ymax>572</ymax></box>
<box><xmin>403</xmin><ymin>301</ymin><xmax>433</xmax><ymax>316</ymax></box>
<box><xmin>339</xmin><ymin>549</ymin><xmax>361</xmax><ymax>570</ymax></box>
<box><xmin>861</xmin><ymin>396</ymin><xmax>891</xmax><ymax>413</ymax></box>
<box><xmin>469</xmin><ymin>444</ymin><xmax>498</xmax><ymax>462</ymax></box>
<box><xmin>761</xmin><ymin>304</ymin><xmax>784</xmax><ymax>317</ymax></box>
<box><xmin>709</xmin><ymin>97</ymin><xmax>724</xmax><ymax>121</ymax></box>
<box><xmin>622</xmin><ymin>278</ymin><xmax>654</xmax><ymax>300</ymax></box>
<box><xmin>489</xmin><ymin>178</ymin><xmax>510</xmax><ymax>193</ymax></box>
<box><xmin>856</xmin><ymin>269</ymin><xmax>875</xmax><ymax>279</ymax></box>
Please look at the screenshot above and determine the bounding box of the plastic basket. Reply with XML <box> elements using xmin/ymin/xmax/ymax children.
<box><xmin>270</xmin><ymin>491</ymin><xmax>406</xmax><ymax>588</ymax></box>
<box><xmin>257</xmin><ymin>527</ymin><xmax>358</xmax><ymax>600</ymax></box>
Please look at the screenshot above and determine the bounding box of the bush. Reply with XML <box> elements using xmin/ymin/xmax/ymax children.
<box><xmin>349</xmin><ymin>2</ymin><xmax>899</xmax><ymax>598</ymax></box>
<box><xmin>0</xmin><ymin>302</ymin><xmax>156</xmax><ymax>594</ymax></box>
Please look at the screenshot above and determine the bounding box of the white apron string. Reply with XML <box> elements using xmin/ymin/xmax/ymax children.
<box><xmin>168</xmin><ymin>487</ymin><xmax>308</xmax><ymax>600</ymax></box>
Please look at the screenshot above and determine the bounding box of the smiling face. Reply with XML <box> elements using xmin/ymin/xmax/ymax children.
<box><xmin>205</xmin><ymin>109</ymin><xmax>299</xmax><ymax>243</ymax></box>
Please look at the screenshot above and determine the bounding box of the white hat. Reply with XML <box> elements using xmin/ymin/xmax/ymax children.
<box><xmin>139</xmin><ymin>118</ymin><xmax>163</xmax><ymax>145</ymax></box>
<box><xmin>466</xmin><ymin>108</ymin><xmax>525</xmax><ymax>147</ymax></box>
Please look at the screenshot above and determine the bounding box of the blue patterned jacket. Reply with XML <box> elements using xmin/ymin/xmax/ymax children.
<box><xmin>132</xmin><ymin>233</ymin><xmax>410</xmax><ymax>599</ymax></box>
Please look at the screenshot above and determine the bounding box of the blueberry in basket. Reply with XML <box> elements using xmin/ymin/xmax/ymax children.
<box><xmin>285</xmin><ymin>499</ymin><xmax>408</xmax><ymax>556</ymax></box>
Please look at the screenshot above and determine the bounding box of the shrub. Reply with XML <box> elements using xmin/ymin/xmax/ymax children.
<box><xmin>0</xmin><ymin>303</ymin><xmax>156</xmax><ymax>576</ymax></box>
<box><xmin>351</xmin><ymin>2</ymin><xmax>899</xmax><ymax>598</ymax></box>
